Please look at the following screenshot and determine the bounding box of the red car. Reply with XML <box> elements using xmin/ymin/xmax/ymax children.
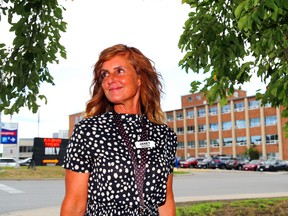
<box><xmin>180</xmin><ymin>157</ymin><xmax>204</xmax><ymax>168</ymax></box>
<box><xmin>242</xmin><ymin>159</ymin><xmax>265</xmax><ymax>171</ymax></box>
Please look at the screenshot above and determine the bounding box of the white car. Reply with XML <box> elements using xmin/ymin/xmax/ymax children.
<box><xmin>0</xmin><ymin>158</ymin><xmax>17</xmax><ymax>167</ymax></box>
<box><xmin>19</xmin><ymin>157</ymin><xmax>32</xmax><ymax>166</ymax></box>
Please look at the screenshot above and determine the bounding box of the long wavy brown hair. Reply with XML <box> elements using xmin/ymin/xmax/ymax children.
<box><xmin>84</xmin><ymin>44</ymin><xmax>165</xmax><ymax>124</ymax></box>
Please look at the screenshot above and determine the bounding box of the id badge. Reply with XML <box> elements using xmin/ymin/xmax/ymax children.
<box><xmin>135</xmin><ymin>141</ymin><xmax>155</xmax><ymax>149</ymax></box>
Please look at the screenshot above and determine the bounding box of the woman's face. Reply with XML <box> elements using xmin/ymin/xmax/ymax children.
<box><xmin>101</xmin><ymin>54</ymin><xmax>141</xmax><ymax>111</ymax></box>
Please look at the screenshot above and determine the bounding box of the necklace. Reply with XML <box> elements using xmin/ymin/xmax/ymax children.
<box><xmin>113</xmin><ymin>112</ymin><xmax>148</xmax><ymax>214</ymax></box>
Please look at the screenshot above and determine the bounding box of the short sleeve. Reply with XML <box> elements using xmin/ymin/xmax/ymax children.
<box><xmin>166</xmin><ymin>127</ymin><xmax>178</xmax><ymax>174</ymax></box>
<box><xmin>63</xmin><ymin>122</ymin><xmax>92</xmax><ymax>173</ymax></box>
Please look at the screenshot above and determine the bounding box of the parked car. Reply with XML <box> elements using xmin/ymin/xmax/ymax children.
<box><xmin>0</xmin><ymin>158</ymin><xmax>17</xmax><ymax>167</ymax></box>
<box><xmin>197</xmin><ymin>157</ymin><xmax>212</xmax><ymax>169</ymax></box>
<box><xmin>226</xmin><ymin>158</ymin><xmax>248</xmax><ymax>170</ymax></box>
<box><xmin>242</xmin><ymin>159</ymin><xmax>265</xmax><ymax>171</ymax></box>
<box><xmin>208</xmin><ymin>156</ymin><xmax>234</xmax><ymax>169</ymax></box>
<box><xmin>257</xmin><ymin>159</ymin><xmax>288</xmax><ymax>172</ymax></box>
<box><xmin>180</xmin><ymin>157</ymin><xmax>204</xmax><ymax>168</ymax></box>
<box><xmin>19</xmin><ymin>157</ymin><xmax>32</xmax><ymax>166</ymax></box>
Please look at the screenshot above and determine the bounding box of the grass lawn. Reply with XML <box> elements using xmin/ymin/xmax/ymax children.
<box><xmin>0</xmin><ymin>165</ymin><xmax>65</xmax><ymax>179</ymax></box>
<box><xmin>176</xmin><ymin>198</ymin><xmax>288</xmax><ymax>215</ymax></box>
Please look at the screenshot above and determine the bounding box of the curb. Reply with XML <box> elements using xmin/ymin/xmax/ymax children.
<box><xmin>3</xmin><ymin>193</ymin><xmax>288</xmax><ymax>216</ymax></box>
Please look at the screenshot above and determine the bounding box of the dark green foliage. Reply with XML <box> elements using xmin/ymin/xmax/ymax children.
<box><xmin>179</xmin><ymin>0</ymin><xmax>288</xmax><ymax>133</ymax></box>
<box><xmin>0</xmin><ymin>0</ymin><xmax>67</xmax><ymax>114</ymax></box>
<box><xmin>243</xmin><ymin>145</ymin><xmax>260</xmax><ymax>160</ymax></box>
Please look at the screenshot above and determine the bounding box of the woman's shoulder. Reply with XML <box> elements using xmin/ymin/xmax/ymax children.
<box><xmin>74</xmin><ymin>112</ymin><xmax>114</xmax><ymax>129</ymax></box>
<box><xmin>149</xmin><ymin>120</ymin><xmax>176</xmax><ymax>135</ymax></box>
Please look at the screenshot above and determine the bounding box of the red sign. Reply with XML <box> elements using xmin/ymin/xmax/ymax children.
<box><xmin>1</xmin><ymin>131</ymin><xmax>17</xmax><ymax>136</ymax></box>
<box><xmin>43</xmin><ymin>138</ymin><xmax>62</xmax><ymax>147</ymax></box>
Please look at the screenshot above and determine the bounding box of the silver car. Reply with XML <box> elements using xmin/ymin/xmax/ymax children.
<box><xmin>0</xmin><ymin>158</ymin><xmax>17</xmax><ymax>167</ymax></box>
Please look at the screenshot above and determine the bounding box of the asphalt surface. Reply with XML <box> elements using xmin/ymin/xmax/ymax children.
<box><xmin>3</xmin><ymin>193</ymin><xmax>288</xmax><ymax>216</ymax></box>
<box><xmin>1</xmin><ymin>169</ymin><xmax>288</xmax><ymax>216</ymax></box>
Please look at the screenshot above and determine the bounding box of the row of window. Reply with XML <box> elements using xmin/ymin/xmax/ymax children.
<box><xmin>177</xmin><ymin>134</ymin><xmax>278</xmax><ymax>149</ymax></box>
<box><xmin>176</xmin><ymin>116</ymin><xmax>277</xmax><ymax>134</ymax></box>
<box><xmin>222</xmin><ymin>153</ymin><xmax>279</xmax><ymax>160</ymax></box>
<box><xmin>168</xmin><ymin>101</ymin><xmax>272</xmax><ymax>121</ymax></box>
<box><xmin>19</xmin><ymin>146</ymin><xmax>33</xmax><ymax>153</ymax></box>
<box><xmin>187</xmin><ymin>92</ymin><xmax>241</xmax><ymax>102</ymax></box>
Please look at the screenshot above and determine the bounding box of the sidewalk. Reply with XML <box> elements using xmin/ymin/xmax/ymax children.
<box><xmin>2</xmin><ymin>192</ymin><xmax>288</xmax><ymax>216</ymax></box>
<box><xmin>0</xmin><ymin>206</ymin><xmax>60</xmax><ymax>216</ymax></box>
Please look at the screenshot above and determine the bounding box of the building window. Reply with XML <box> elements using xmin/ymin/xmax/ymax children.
<box><xmin>234</xmin><ymin>92</ymin><xmax>239</xmax><ymax>97</ymax></box>
<box><xmin>187</xmin><ymin>141</ymin><xmax>195</xmax><ymax>149</ymax></box>
<box><xmin>249</xmin><ymin>100</ymin><xmax>260</xmax><ymax>109</ymax></box>
<box><xmin>176</xmin><ymin>112</ymin><xmax>183</xmax><ymax>120</ymax></box>
<box><xmin>236</xmin><ymin>136</ymin><xmax>247</xmax><ymax>146</ymax></box>
<box><xmin>222</xmin><ymin>121</ymin><xmax>232</xmax><ymax>130</ymax></box>
<box><xmin>197</xmin><ymin>108</ymin><xmax>206</xmax><ymax>117</ymax></box>
<box><xmin>178</xmin><ymin>142</ymin><xmax>184</xmax><ymax>149</ymax></box>
<box><xmin>210</xmin><ymin>123</ymin><xmax>218</xmax><ymax>131</ymax></box>
<box><xmin>265</xmin><ymin>116</ymin><xmax>277</xmax><ymax>126</ymax></box>
<box><xmin>198</xmin><ymin>124</ymin><xmax>206</xmax><ymax>132</ymax></box>
<box><xmin>267</xmin><ymin>152</ymin><xmax>279</xmax><ymax>159</ymax></box>
<box><xmin>177</xmin><ymin>127</ymin><xmax>184</xmax><ymax>135</ymax></box>
<box><xmin>187</xmin><ymin>96</ymin><xmax>193</xmax><ymax>102</ymax></box>
<box><xmin>223</xmin><ymin>137</ymin><xmax>232</xmax><ymax>147</ymax></box>
<box><xmin>235</xmin><ymin>119</ymin><xmax>246</xmax><ymax>128</ymax></box>
<box><xmin>187</xmin><ymin>126</ymin><xmax>195</xmax><ymax>133</ymax></box>
<box><xmin>19</xmin><ymin>146</ymin><xmax>33</xmax><ymax>153</ymax></box>
<box><xmin>250</xmin><ymin>117</ymin><xmax>260</xmax><ymax>127</ymax></box>
<box><xmin>209</xmin><ymin>106</ymin><xmax>218</xmax><ymax>115</ymax></box>
<box><xmin>221</xmin><ymin>105</ymin><xmax>231</xmax><ymax>113</ymax></box>
<box><xmin>210</xmin><ymin>139</ymin><xmax>219</xmax><ymax>147</ymax></box>
<box><xmin>199</xmin><ymin>140</ymin><xmax>207</xmax><ymax>148</ymax></box>
<box><xmin>166</xmin><ymin>114</ymin><xmax>173</xmax><ymax>121</ymax></box>
<box><xmin>264</xmin><ymin>102</ymin><xmax>272</xmax><ymax>107</ymax></box>
<box><xmin>251</xmin><ymin>135</ymin><xmax>261</xmax><ymax>145</ymax></box>
<box><xmin>196</xmin><ymin>95</ymin><xmax>201</xmax><ymax>100</ymax></box>
<box><xmin>186</xmin><ymin>110</ymin><xmax>194</xmax><ymax>118</ymax></box>
<box><xmin>234</xmin><ymin>102</ymin><xmax>244</xmax><ymax>111</ymax></box>
<box><xmin>266</xmin><ymin>134</ymin><xmax>278</xmax><ymax>144</ymax></box>
<box><xmin>74</xmin><ymin>116</ymin><xmax>79</xmax><ymax>124</ymax></box>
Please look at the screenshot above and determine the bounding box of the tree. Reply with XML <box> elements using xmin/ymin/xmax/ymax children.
<box><xmin>243</xmin><ymin>145</ymin><xmax>259</xmax><ymax>160</ymax></box>
<box><xmin>178</xmin><ymin>0</ymin><xmax>288</xmax><ymax>133</ymax></box>
<box><xmin>0</xmin><ymin>0</ymin><xmax>67</xmax><ymax>115</ymax></box>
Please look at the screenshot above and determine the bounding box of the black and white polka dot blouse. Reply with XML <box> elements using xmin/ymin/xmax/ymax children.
<box><xmin>63</xmin><ymin>112</ymin><xmax>178</xmax><ymax>215</ymax></box>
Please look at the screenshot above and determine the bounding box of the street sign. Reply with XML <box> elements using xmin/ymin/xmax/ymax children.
<box><xmin>33</xmin><ymin>137</ymin><xmax>69</xmax><ymax>166</ymax></box>
<box><xmin>1</xmin><ymin>122</ymin><xmax>18</xmax><ymax>144</ymax></box>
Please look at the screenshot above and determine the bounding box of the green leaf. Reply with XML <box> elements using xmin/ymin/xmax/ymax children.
<box><xmin>235</xmin><ymin>1</ymin><xmax>247</xmax><ymax>19</ymax></box>
<box><xmin>238</xmin><ymin>14</ymin><xmax>248</xmax><ymax>30</ymax></box>
<box><xmin>265</xmin><ymin>0</ymin><xmax>277</xmax><ymax>10</ymax></box>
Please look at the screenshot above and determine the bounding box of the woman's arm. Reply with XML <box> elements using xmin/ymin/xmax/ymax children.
<box><xmin>60</xmin><ymin>169</ymin><xmax>90</xmax><ymax>216</ymax></box>
<box><xmin>158</xmin><ymin>174</ymin><xmax>176</xmax><ymax>216</ymax></box>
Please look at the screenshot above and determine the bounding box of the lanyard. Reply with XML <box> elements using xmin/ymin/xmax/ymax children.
<box><xmin>113</xmin><ymin>113</ymin><xmax>148</xmax><ymax>213</ymax></box>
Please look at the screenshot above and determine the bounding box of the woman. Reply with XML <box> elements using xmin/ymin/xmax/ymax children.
<box><xmin>61</xmin><ymin>44</ymin><xmax>178</xmax><ymax>215</ymax></box>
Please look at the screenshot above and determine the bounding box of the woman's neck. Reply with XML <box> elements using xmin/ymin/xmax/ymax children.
<box><xmin>113</xmin><ymin>104</ymin><xmax>141</xmax><ymax>114</ymax></box>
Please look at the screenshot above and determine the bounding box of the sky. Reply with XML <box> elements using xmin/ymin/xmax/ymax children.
<box><xmin>1</xmin><ymin>0</ymin><xmax>266</xmax><ymax>140</ymax></box>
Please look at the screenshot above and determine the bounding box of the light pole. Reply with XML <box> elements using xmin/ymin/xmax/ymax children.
<box><xmin>37</xmin><ymin>107</ymin><xmax>40</xmax><ymax>137</ymax></box>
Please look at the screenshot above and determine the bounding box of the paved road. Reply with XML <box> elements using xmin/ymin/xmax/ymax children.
<box><xmin>0</xmin><ymin>169</ymin><xmax>288</xmax><ymax>215</ymax></box>
<box><xmin>173</xmin><ymin>169</ymin><xmax>288</xmax><ymax>202</ymax></box>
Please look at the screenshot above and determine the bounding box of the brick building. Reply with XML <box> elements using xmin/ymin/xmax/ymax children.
<box><xmin>68</xmin><ymin>90</ymin><xmax>288</xmax><ymax>160</ymax></box>
<box><xmin>166</xmin><ymin>90</ymin><xmax>288</xmax><ymax>160</ymax></box>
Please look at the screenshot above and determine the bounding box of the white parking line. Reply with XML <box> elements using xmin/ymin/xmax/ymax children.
<box><xmin>0</xmin><ymin>183</ymin><xmax>24</xmax><ymax>194</ymax></box>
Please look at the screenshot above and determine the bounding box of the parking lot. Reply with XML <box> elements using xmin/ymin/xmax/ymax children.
<box><xmin>177</xmin><ymin>156</ymin><xmax>288</xmax><ymax>172</ymax></box>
